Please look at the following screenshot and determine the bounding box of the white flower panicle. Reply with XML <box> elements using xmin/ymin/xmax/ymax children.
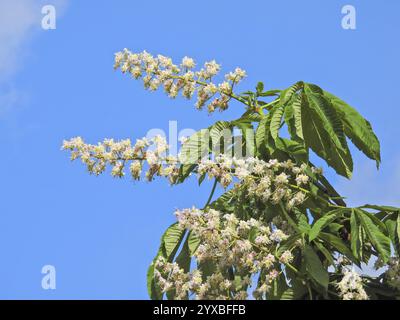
<box><xmin>61</xmin><ymin>135</ymin><xmax>180</xmax><ymax>183</ymax></box>
<box><xmin>337</xmin><ymin>268</ymin><xmax>369</xmax><ymax>300</ymax></box>
<box><xmin>154</xmin><ymin>207</ymin><xmax>297</xmax><ymax>300</ymax></box>
<box><xmin>113</xmin><ymin>49</ymin><xmax>247</xmax><ymax>113</ymax></box>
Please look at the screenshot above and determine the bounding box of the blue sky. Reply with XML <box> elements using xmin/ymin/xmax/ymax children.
<box><xmin>0</xmin><ymin>0</ymin><xmax>399</xmax><ymax>299</ymax></box>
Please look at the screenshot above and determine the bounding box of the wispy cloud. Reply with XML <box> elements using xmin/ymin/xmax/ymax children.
<box><xmin>0</xmin><ymin>0</ymin><xmax>68</xmax><ymax>115</ymax></box>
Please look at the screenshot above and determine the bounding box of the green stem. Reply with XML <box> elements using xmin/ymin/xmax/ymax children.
<box><xmin>307</xmin><ymin>283</ymin><xmax>313</xmax><ymax>300</ymax></box>
<box><xmin>262</xmin><ymin>98</ymin><xmax>280</xmax><ymax>110</ymax></box>
<box><xmin>202</xmin><ymin>178</ymin><xmax>218</xmax><ymax>209</ymax></box>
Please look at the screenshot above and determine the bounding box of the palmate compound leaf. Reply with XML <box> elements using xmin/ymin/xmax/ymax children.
<box><xmin>302</xmin><ymin>84</ymin><xmax>353</xmax><ymax>178</ymax></box>
<box><xmin>323</xmin><ymin>91</ymin><xmax>381</xmax><ymax>167</ymax></box>
<box><xmin>355</xmin><ymin>209</ymin><xmax>391</xmax><ymax>263</ymax></box>
<box><xmin>299</xmin><ymin>90</ymin><xmax>353</xmax><ymax>178</ymax></box>
<box><xmin>279</xmin><ymin>82</ymin><xmax>381</xmax><ymax>178</ymax></box>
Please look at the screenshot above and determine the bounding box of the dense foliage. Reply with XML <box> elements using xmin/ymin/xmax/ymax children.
<box><xmin>63</xmin><ymin>49</ymin><xmax>400</xmax><ymax>300</ymax></box>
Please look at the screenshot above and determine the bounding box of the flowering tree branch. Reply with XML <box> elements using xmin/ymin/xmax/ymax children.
<box><xmin>63</xmin><ymin>49</ymin><xmax>400</xmax><ymax>300</ymax></box>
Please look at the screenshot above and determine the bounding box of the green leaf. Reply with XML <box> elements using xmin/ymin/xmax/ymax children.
<box><xmin>314</xmin><ymin>242</ymin><xmax>335</xmax><ymax>266</ymax></box>
<box><xmin>280</xmin><ymin>81</ymin><xmax>304</xmax><ymax>105</ymax></box>
<box><xmin>281</xmin><ymin>281</ymin><xmax>307</xmax><ymax>300</ymax></box>
<box><xmin>360</xmin><ymin>204</ymin><xmax>400</xmax><ymax>213</ymax></box>
<box><xmin>188</xmin><ymin>231</ymin><xmax>201</xmax><ymax>255</ymax></box>
<box><xmin>292</xmin><ymin>93</ymin><xmax>304</xmax><ymax>140</ymax></box>
<box><xmin>209</xmin><ymin>121</ymin><xmax>232</xmax><ymax>149</ymax></box>
<box><xmin>324</xmin><ymin>90</ymin><xmax>381</xmax><ymax>167</ymax></box>
<box><xmin>209</xmin><ymin>188</ymin><xmax>236</xmax><ymax>212</ymax></box>
<box><xmin>259</xmin><ymin>89</ymin><xmax>281</xmax><ymax>97</ymax></box>
<box><xmin>356</xmin><ymin>209</ymin><xmax>391</xmax><ymax>262</ymax></box>
<box><xmin>268</xmin><ymin>273</ymin><xmax>290</xmax><ymax>300</ymax></box>
<box><xmin>304</xmin><ymin>84</ymin><xmax>349</xmax><ymax>152</ymax></box>
<box><xmin>301</xmin><ymin>89</ymin><xmax>353</xmax><ymax>178</ymax></box>
<box><xmin>147</xmin><ymin>265</ymin><xmax>161</xmax><ymax>299</ymax></box>
<box><xmin>163</xmin><ymin>223</ymin><xmax>186</xmax><ymax>258</ymax></box>
<box><xmin>147</xmin><ymin>223</ymin><xmax>186</xmax><ymax>299</ymax></box>
<box><xmin>270</xmin><ymin>105</ymin><xmax>285</xmax><ymax>140</ymax></box>
<box><xmin>309</xmin><ymin>209</ymin><xmax>345</xmax><ymax>241</ymax></box>
<box><xmin>297</xmin><ymin>211</ymin><xmax>311</xmax><ymax>234</ymax></box>
<box><xmin>385</xmin><ymin>215</ymin><xmax>400</xmax><ymax>256</ymax></box>
<box><xmin>255</xmin><ymin>114</ymin><xmax>270</xmax><ymax>157</ymax></box>
<box><xmin>318</xmin><ymin>232</ymin><xmax>358</xmax><ymax>265</ymax></box>
<box><xmin>175</xmin><ymin>237</ymin><xmax>191</xmax><ymax>273</ymax></box>
<box><xmin>304</xmin><ymin>245</ymin><xmax>329</xmax><ymax>291</ymax></box>
<box><xmin>316</xmin><ymin>172</ymin><xmax>347</xmax><ymax>207</ymax></box>
<box><xmin>274</xmin><ymin>138</ymin><xmax>308</xmax><ymax>163</ymax></box>
<box><xmin>235</xmin><ymin>121</ymin><xmax>255</xmax><ymax>158</ymax></box>
<box><xmin>256</xmin><ymin>82</ymin><xmax>264</xmax><ymax>93</ymax></box>
<box><xmin>350</xmin><ymin>210</ymin><xmax>361</xmax><ymax>260</ymax></box>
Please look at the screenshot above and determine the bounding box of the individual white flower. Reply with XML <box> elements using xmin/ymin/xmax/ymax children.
<box><xmin>130</xmin><ymin>161</ymin><xmax>142</xmax><ymax>180</ymax></box>
<box><xmin>111</xmin><ymin>161</ymin><xmax>124</xmax><ymax>177</ymax></box>
<box><xmin>204</xmin><ymin>83</ymin><xmax>218</xmax><ymax>95</ymax></box>
<box><xmin>279</xmin><ymin>250</ymin><xmax>293</xmax><ymax>264</ymax></box>
<box><xmin>295</xmin><ymin>174</ymin><xmax>309</xmax><ymax>185</ymax></box>
<box><xmin>204</xmin><ymin>60</ymin><xmax>221</xmax><ymax>78</ymax></box>
<box><xmin>255</xmin><ymin>235</ymin><xmax>270</xmax><ymax>245</ymax></box>
<box><xmin>275</xmin><ymin>172</ymin><xmax>289</xmax><ymax>185</ymax></box>
<box><xmin>311</xmin><ymin>166</ymin><xmax>323</xmax><ymax>175</ymax></box>
<box><xmin>114</xmin><ymin>52</ymin><xmax>124</xmax><ymax>68</ymax></box>
<box><xmin>157</xmin><ymin>54</ymin><xmax>173</xmax><ymax>67</ymax></box>
<box><xmin>218</xmin><ymin>81</ymin><xmax>231</xmax><ymax>94</ymax></box>
<box><xmin>235</xmin><ymin>167</ymin><xmax>250</xmax><ymax>180</ymax></box>
<box><xmin>181</xmin><ymin>56</ymin><xmax>196</xmax><ymax>69</ymax></box>
<box><xmin>225</xmin><ymin>67</ymin><xmax>246</xmax><ymax>83</ymax></box>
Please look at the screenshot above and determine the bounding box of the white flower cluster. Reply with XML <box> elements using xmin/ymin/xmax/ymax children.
<box><xmin>154</xmin><ymin>207</ymin><xmax>296</xmax><ymax>300</ymax></box>
<box><xmin>114</xmin><ymin>49</ymin><xmax>247</xmax><ymax>113</ymax></box>
<box><xmin>385</xmin><ymin>257</ymin><xmax>400</xmax><ymax>290</ymax></box>
<box><xmin>337</xmin><ymin>268</ymin><xmax>369</xmax><ymax>300</ymax></box>
<box><xmin>61</xmin><ymin>135</ymin><xmax>180</xmax><ymax>183</ymax></box>
<box><xmin>198</xmin><ymin>155</ymin><xmax>310</xmax><ymax>210</ymax></box>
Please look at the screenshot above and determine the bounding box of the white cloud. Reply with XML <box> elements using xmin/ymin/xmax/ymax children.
<box><xmin>0</xmin><ymin>0</ymin><xmax>39</xmax><ymax>80</ymax></box>
<box><xmin>334</xmin><ymin>155</ymin><xmax>400</xmax><ymax>207</ymax></box>
<box><xmin>0</xmin><ymin>0</ymin><xmax>68</xmax><ymax>115</ymax></box>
